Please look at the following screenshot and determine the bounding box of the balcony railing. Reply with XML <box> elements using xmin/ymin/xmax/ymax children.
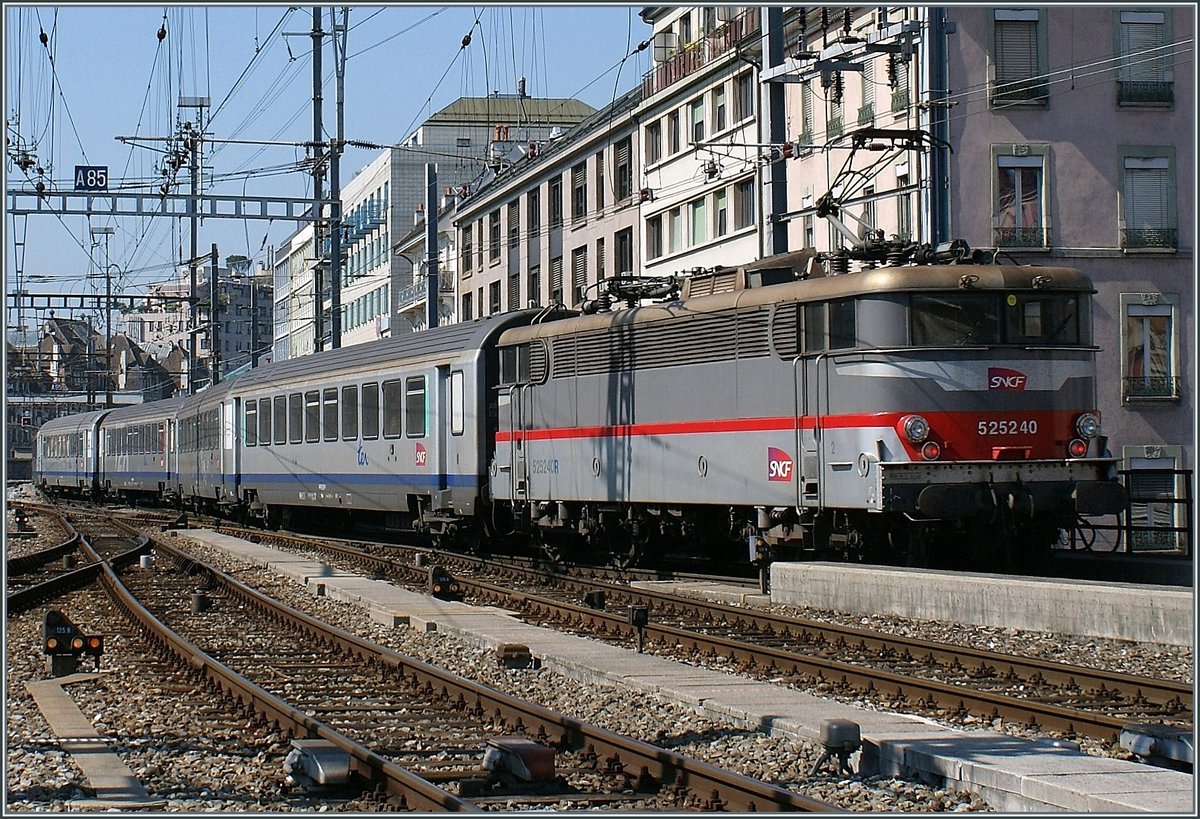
<box><xmin>1118</xmin><ymin>80</ymin><xmax>1173</xmax><ymax>105</ymax></box>
<box><xmin>890</xmin><ymin>88</ymin><xmax>910</xmax><ymax>113</ymax></box>
<box><xmin>641</xmin><ymin>7</ymin><xmax>761</xmax><ymax>98</ymax></box>
<box><xmin>826</xmin><ymin>116</ymin><xmax>844</xmax><ymax>139</ymax></box>
<box><xmin>990</xmin><ymin>80</ymin><xmax>1049</xmax><ymax>106</ymax></box>
<box><xmin>856</xmin><ymin>103</ymin><xmax>874</xmax><ymax>125</ymax></box>
<box><xmin>1122</xmin><ymin>227</ymin><xmax>1177</xmax><ymax>250</ymax></box>
<box><xmin>993</xmin><ymin>226</ymin><xmax>1048</xmax><ymax>248</ymax></box>
<box><xmin>1123</xmin><ymin>375</ymin><xmax>1180</xmax><ymax>400</ymax></box>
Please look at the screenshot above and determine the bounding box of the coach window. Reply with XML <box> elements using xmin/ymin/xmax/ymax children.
<box><xmin>323</xmin><ymin>388</ymin><xmax>338</xmax><ymax>441</ymax></box>
<box><xmin>406</xmin><ymin>376</ymin><xmax>427</xmax><ymax>438</ymax></box>
<box><xmin>382</xmin><ymin>379</ymin><xmax>403</xmax><ymax>438</ymax></box>
<box><xmin>288</xmin><ymin>393</ymin><xmax>304</xmax><ymax>444</ymax></box>
<box><xmin>245</xmin><ymin>401</ymin><xmax>257</xmax><ymax>446</ymax></box>
<box><xmin>258</xmin><ymin>397</ymin><xmax>272</xmax><ymax>446</ymax></box>
<box><xmin>450</xmin><ymin>370</ymin><xmax>465</xmax><ymax>435</ymax></box>
<box><xmin>273</xmin><ymin>397</ymin><xmax>287</xmax><ymax>445</ymax></box>
<box><xmin>829</xmin><ymin>299</ymin><xmax>857</xmax><ymax>349</ymax></box>
<box><xmin>341</xmin><ymin>385</ymin><xmax>359</xmax><ymax>440</ymax></box>
<box><xmin>305</xmin><ymin>391</ymin><xmax>321</xmax><ymax>443</ymax></box>
<box><xmin>361</xmin><ymin>382</ymin><xmax>380</xmax><ymax>439</ymax></box>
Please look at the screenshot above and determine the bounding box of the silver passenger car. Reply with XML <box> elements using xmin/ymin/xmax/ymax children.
<box><xmin>33</xmin><ymin>409</ymin><xmax>110</xmax><ymax>497</ymax></box>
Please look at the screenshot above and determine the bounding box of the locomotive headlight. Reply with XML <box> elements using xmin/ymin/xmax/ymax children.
<box><xmin>901</xmin><ymin>415</ymin><xmax>930</xmax><ymax>443</ymax></box>
<box><xmin>1075</xmin><ymin>412</ymin><xmax>1100</xmax><ymax>439</ymax></box>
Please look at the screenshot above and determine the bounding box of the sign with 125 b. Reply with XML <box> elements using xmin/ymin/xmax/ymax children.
<box><xmin>74</xmin><ymin>165</ymin><xmax>108</xmax><ymax>191</ymax></box>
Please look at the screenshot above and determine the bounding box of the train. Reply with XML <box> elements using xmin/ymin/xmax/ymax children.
<box><xmin>33</xmin><ymin>248</ymin><xmax>1126</xmax><ymax>570</ymax></box>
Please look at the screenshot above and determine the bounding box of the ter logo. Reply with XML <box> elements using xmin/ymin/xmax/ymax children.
<box><xmin>768</xmin><ymin>447</ymin><xmax>794</xmax><ymax>482</ymax></box>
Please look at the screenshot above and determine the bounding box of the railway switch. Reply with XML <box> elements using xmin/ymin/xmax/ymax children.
<box><xmin>482</xmin><ymin>737</ymin><xmax>556</xmax><ymax>782</ymax></box>
<box><xmin>809</xmin><ymin>718</ymin><xmax>861</xmax><ymax>776</ymax></box>
<box><xmin>283</xmin><ymin>739</ymin><xmax>352</xmax><ymax>790</ymax></box>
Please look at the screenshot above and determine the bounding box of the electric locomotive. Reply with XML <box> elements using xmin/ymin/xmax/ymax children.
<box><xmin>490</xmin><ymin>251</ymin><xmax>1125</xmax><ymax>569</ymax></box>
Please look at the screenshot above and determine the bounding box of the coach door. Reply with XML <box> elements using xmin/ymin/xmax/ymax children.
<box><xmin>222</xmin><ymin>399</ymin><xmax>237</xmax><ymax>501</ymax></box>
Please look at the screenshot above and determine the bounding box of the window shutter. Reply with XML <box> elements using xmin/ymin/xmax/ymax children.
<box><xmin>508</xmin><ymin>273</ymin><xmax>520</xmax><ymax>311</ymax></box>
<box><xmin>550</xmin><ymin>255</ymin><xmax>563</xmax><ymax>293</ymax></box>
<box><xmin>995</xmin><ymin>20</ymin><xmax>1038</xmax><ymax>88</ymax></box>
<box><xmin>1120</xmin><ymin>19</ymin><xmax>1166</xmax><ymax>81</ymax></box>
<box><xmin>1124</xmin><ymin>163</ymin><xmax>1169</xmax><ymax>229</ymax></box>
<box><xmin>572</xmin><ymin>247</ymin><xmax>588</xmax><ymax>298</ymax></box>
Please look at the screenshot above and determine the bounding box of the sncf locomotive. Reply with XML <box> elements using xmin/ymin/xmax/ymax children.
<box><xmin>34</xmin><ymin>249</ymin><xmax>1125</xmax><ymax>570</ymax></box>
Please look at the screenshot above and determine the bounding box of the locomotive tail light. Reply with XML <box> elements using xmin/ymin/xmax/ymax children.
<box><xmin>900</xmin><ymin>415</ymin><xmax>931</xmax><ymax>443</ymax></box>
<box><xmin>1068</xmin><ymin>438</ymin><xmax>1089</xmax><ymax>458</ymax></box>
<box><xmin>1075</xmin><ymin>412</ymin><xmax>1101</xmax><ymax>439</ymax></box>
<box><xmin>920</xmin><ymin>441</ymin><xmax>942</xmax><ymax>461</ymax></box>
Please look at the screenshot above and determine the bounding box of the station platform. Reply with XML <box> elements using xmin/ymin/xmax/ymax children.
<box><xmin>769</xmin><ymin>562</ymin><xmax>1193</xmax><ymax>647</ymax></box>
<box><xmin>169</xmin><ymin>529</ymin><xmax>1193</xmax><ymax>813</ymax></box>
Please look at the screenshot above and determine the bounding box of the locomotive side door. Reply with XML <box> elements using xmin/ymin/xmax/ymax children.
<box><xmin>795</xmin><ymin>355</ymin><xmax>822</xmax><ymax>508</ymax></box>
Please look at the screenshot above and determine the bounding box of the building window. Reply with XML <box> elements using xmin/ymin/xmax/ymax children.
<box><xmin>991</xmin><ymin>9</ymin><xmax>1047</xmax><ymax>105</ymax></box>
<box><xmin>528</xmin><ymin>265</ymin><xmax>541</xmax><ymax>307</ymax></box>
<box><xmin>488</xmin><ymin>280</ymin><xmax>502</xmax><ymax>315</ymax></box>
<box><xmin>858</xmin><ymin>59</ymin><xmax>875</xmax><ymax>124</ymax></box>
<box><xmin>507</xmin><ymin>201</ymin><xmax>520</xmax><ymax>248</ymax></box>
<box><xmin>861</xmin><ymin>186</ymin><xmax>876</xmax><ymax>238</ymax></box>
<box><xmin>891</xmin><ymin>57</ymin><xmax>910</xmax><ymax>112</ymax></box>
<box><xmin>668</xmin><ymin>206</ymin><xmax>683</xmax><ymax>254</ymax></box>
<box><xmin>571</xmin><ymin>245</ymin><xmax>588</xmax><ymax>304</ymax></box>
<box><xmin>734</xmin><ymin>178</ymin><xmax>755</xmax><ymax>230</ymax></box>
<box><xmin>690</xmin><ymin>97</ymin><xmax>705</xmax><ymax>144</ymax></box>
<box><xmin>803</xmin><ymin>213</ymin><xmax>815</xmax><ymax>248</ymax></box>
<box><xmin>1121</xmin><ymin>153</ymin><xmax>1176</xmax><ymax>250</ymax></box>
<box><xmin>712</xmin><ymin>82</ymin><xmax>727</xmax><ymax>133</ymax></box>
<box><xmin>549</xmin><ymin>176</ymin><xmax>563</xmax><ymax>228</ymax></box>
<box><xmin>690</xmin><ymin>197</ymin><xmax>707</xmax><ymax>246</ymax></box>
<box><xmin>488</xmin><ymin>210</ymin><xmax>501</xmax><ymax>262</ymax></box>
<box><xmin>596</xmin><ymin>237</ymin><xmax>605</xmax><ymax>280</ymax></box>
<box><xmin>896</xmin><ymin>173</ymin><xmax>913</xmax><ymax>241</ymax></box>
<box><xmin>734</xmin><ymin>70</ymin><xmax>754</xmax><ymax>121</ymax></box>
<box><xmin>571</xmin><ymin>162</ymin><xmax>587</xmax><ymax>221</ymax></box>
<box><xmin>508</xmin><ymin>272</ymin><xmax>520</xmax><ymax>312</ymax></box>
<box><xmin>1118</xmin><ymin>11</ymin><xmax>1172</xmax><ymax>105</ymax></box>
<box><xmin>800</xmin><ymin>82</ymin><xmax>814</xmax><ymax>144</ymax></box>
<box><xmin>1121</xmin><ymin>293</ymin><xmax>1178</xmax><ymax>400</ymax></box>
<box><xmin>595</xmin><ymin>150</ymin><xmax>605</xmax><ymax>211</ymax></box>
<box><xmin>645</xmin><ymin>120</ymin><xmax>662</xmax><ymax>165</ymax></box>
<box><xmin>714</xmin><ymin>189</ymin><xmax>729</xmax><ymax>238</ymax></box>
<box><xmin>648</xmin><ymin>213</ymin><xmax>667</xmax><ymax>258</ymax></box>
<box><xmin>527</xmin><ymin>187</ymin><xmax>541</xmax><ymax>239</ymax></box>
<box><xmin>994</xmin><ymin>152</ymin><xmax>1047</xmax><ymax>247</ymax></box>
<box><xmin>668</xmin><ymin>110</ymin><xmax>681</xmax><ymax>154</ymax></box>
<box><xmin>550</xmin><ymin>255</ymin><xmax>563</xmax><ymax>304</ymax></box>
<box><xmin>614</xmin><ymin>137</ymin><xmax>633</xmax><ymax>200</ymax></box>
<box><xmin>615</xmin><ymin>228</ymin><xmax>633</xmax><ymax>275</ymax></box>
<box><xmin>1124</xmin><ymin>446</ymin><xmax>1184</xmax><ymax>551</ymax></box>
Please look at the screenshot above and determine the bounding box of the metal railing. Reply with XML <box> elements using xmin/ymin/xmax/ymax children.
<box><xmin>990</xmin><ymin>80</ymin><xmax>1049</xmax><ymax>105</ymax></box>
<box><xmin>1123</xmin><ymin>375</ymin><xmax>1180</xmax><ymax>400</ymax></box>
<box><xmin>641</xmin><ymin>7</ymin><xmax>761</xmax><ymax>98</ymax></box>
<box><xmin>1061</xmin><ymin>468</ymin><xmax>1193</xmax><ymax>558</ymax></box>
<box><xmin>1121</xmin><ymin>227</ymin><xmax>1177</xmax><ymax>250</ymax></box>
<box><xmin>1118</xmin><ymin>79</ymin><xmax>1173</xmax><ymax>105</ymax></box>
<box><xmin>993</xmin><ymin>226</ymin><xmax>1048</xmax><ymax>248</ymax></box>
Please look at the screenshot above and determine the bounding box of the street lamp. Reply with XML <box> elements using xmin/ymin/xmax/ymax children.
<box><xmin>90</xmin><ymin>227</ymin><xmax>115</xmax><ymax>407</ymax></box>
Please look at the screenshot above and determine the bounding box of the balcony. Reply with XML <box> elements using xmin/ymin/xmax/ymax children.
<box><xmin>826</xmin><ymin>117</ymin><xmax>844</xmax><ymax>139</ymax></box>
<box><xmin>1123</xmin><ymin>376</ymin><xmax>1180</xmax><ymax>400</ymax></box>
<box><xmin>1122</xmin><ymin>227</ymin><xmax>1177</xmax><ymax>251</ymax></box>
<box><xmin>856</xmin><ymin>104</ymin><xmax>875</xmax><ymax>126</ymax></box>
<box><xmin>1118</xmin><ymin>80</ymin><xmax>1173</xmax><ymax>106</ymax></box>
<box><xmin>993</xmin><ymin>226</ymin><xmax>1048</xmax><ymax>248</ymax></box>
<box><xmin>641</xmin><ymin>7</ymin><xmax>761</xmax><ymax>98</ymax></box>
<box><xmin>890</xmin><ymin>88</ymin><xmax>910</xmax><ymax>113</ymax></box>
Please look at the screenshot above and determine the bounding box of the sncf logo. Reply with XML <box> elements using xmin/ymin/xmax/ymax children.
<box><xmin>768</xmin><ymin>447</ymin><xmax>794</xmax><ymax>482</ymax></box>
<box><xmin>988</xmin><ymin>367</ymin><xmax>1028</xmax><ymax>391</ymax></box>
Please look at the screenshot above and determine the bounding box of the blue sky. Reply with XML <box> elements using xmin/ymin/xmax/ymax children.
<box><xmin>5</xmin><ymin>4</ymin><xmax>651</xmax><ymax>319</ymax></box>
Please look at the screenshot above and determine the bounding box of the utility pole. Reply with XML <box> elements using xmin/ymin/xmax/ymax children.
<box><xmin>250</xmin><ymin>268</ymin><xmax>260</xmax><ymax>367</ymax></box>
<box><xmin>180</xmin><ymin>95</ymin><xmax>209</xmax><ymax>394</ymax></box>
<box><xmin>329</xmin><ymin>6</ymin><xmax>348</xmax><ymax>348</ymax></box>
<box><xmin>310</xmin><ymin>6</ymin><xmax>325</xmax><ymax>352</ymax></box>
<box><xmin>425</xmin><ymin>164</ymin><xmax>439</xmax><ymax>329</ymax></box>
<box><xmin>761</xmin><ymin>7</ymin><xmax>789</xmax><ymax>257</ymax></box>
<box><xmin>90</xmin><ymin>226</ymin><xmax>115</xmax><ymax>407</ymax></box>
<box><xmin>210</xmin><ymin>244</ymin><xmax>221</xmax><ymax>385</ymax></box>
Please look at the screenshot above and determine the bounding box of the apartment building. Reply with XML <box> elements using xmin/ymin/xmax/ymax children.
<box><xmin>453</xmin><ymin>87</ymin><xmax>642</xmax><ymax>318</ymax></box>
<box><xmin>946</xmin><ymin>5</ymin><xmax>1194</xmax><ymax>549</ymax></box>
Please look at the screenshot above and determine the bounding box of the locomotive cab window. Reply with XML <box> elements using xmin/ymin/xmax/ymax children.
<box><xmin>382</xmin><ymin>379</ymin><xmax>403</xmax><ymax>438</ymax></box>
<box><xmin>1004</xmin><ymin>293</ymin><xmax>1080</xmax><ymax>344</ymax></box>
<box><xmin>829</xmin><ymin>298</ymin><xmax>857</xmax><ymax>349</ymax></box>
<box><xmin>910</xmin><ymin>294</ymin><xmax>1001</xmax><ymax>345</ymax></box>
<box><xmin>803</xmin><ymin>302</ymin><xmax>826</xmax><ymax>351</ymax></box>
<box><xmin>406</xmin><ymin>376</ymin><xmax>427</xmax><ymax>438</ymax></box>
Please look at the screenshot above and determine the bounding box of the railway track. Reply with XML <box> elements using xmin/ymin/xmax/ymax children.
<box><xmin>13</xmin><ymin>505</ymin><xmax>837</xmax><ymax>812</ymax></box>
<box><xmin>172</xmin><ymin>520</ymin><xmax>1192</xmax><ymax>748</ymax></box>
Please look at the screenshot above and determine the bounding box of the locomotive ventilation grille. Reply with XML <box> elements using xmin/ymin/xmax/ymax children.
<box><xmin>552</xmin><ymin>309</ymin><xmax>770</xmax><ymax>378</ymax></box>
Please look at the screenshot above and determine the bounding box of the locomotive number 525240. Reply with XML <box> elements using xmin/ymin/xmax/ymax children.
<box><xmin>977</xmin><ymin>419</ymin><xmax>1038</xmax><ymax>435</ymax></box>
